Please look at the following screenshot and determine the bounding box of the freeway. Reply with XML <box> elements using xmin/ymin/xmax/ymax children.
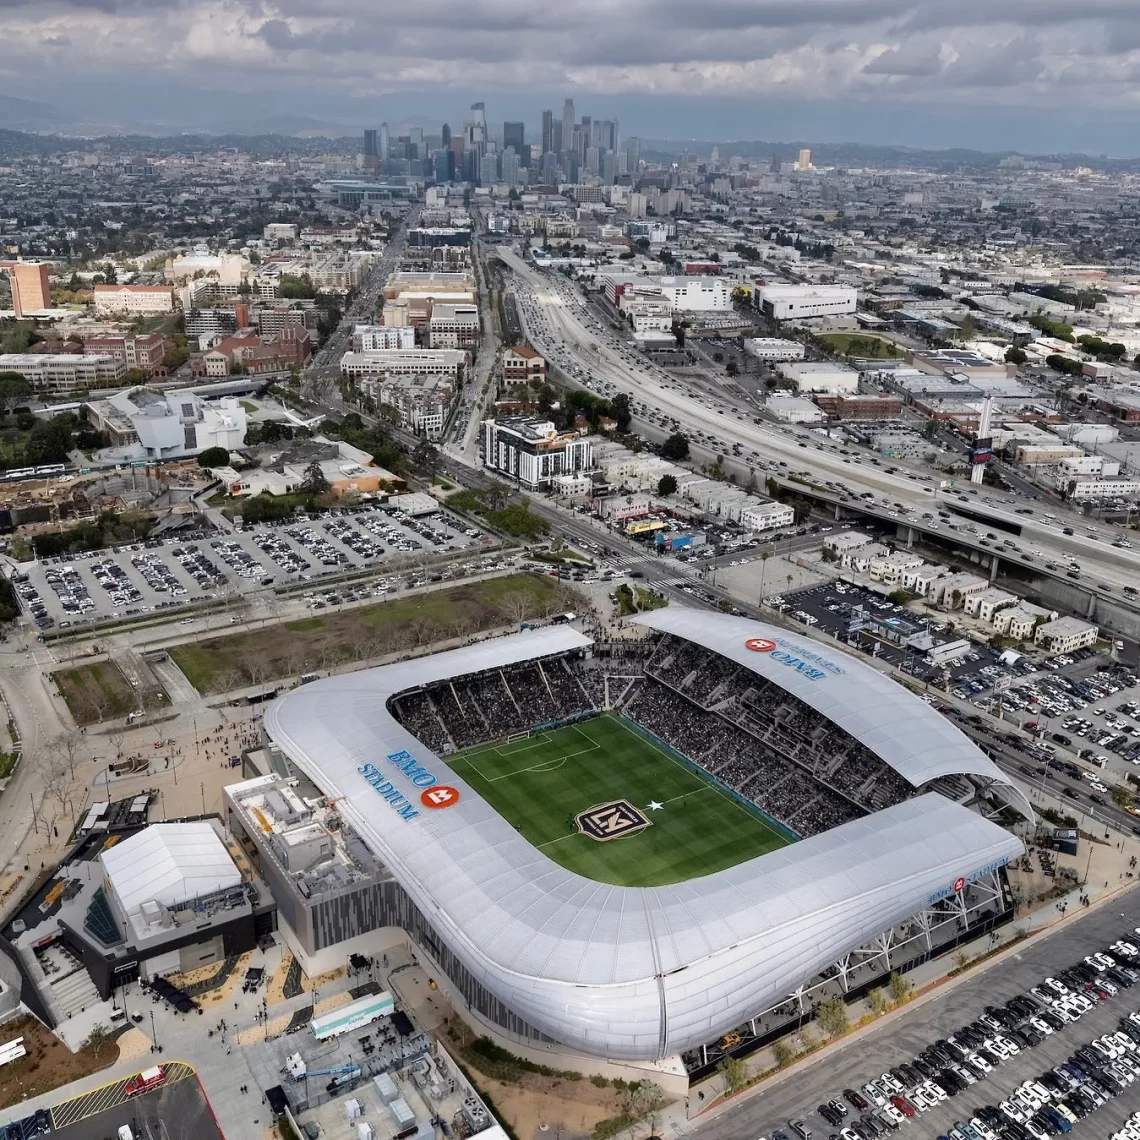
<box><xmin>495</xmin><ymin>247</ymin><xmax>1140</xmax><ymax>606</ymax></box>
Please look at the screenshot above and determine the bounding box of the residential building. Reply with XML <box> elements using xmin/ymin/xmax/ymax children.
<box><xmin>253</xmin><ymin>305</ymin><xmax>320</xmax><ymax>340</ymax></box>
<box><xmin>482</xmin><ymin>416</ymin><xmax>592</xmax><ymax>491</ymax></box>
<box><xmin>185</xmin><ymin>307</ymin><xmax>238</xmax><ymax>343</ymax></box>
<box><xmin>354</xmin><ymin>325</ymin><xmax>416</xmax><ymax>351</ymax></box>
<box><xmin>426</xmin><ymin>303</ymin><xmax>480</xmax><ymax>349</ymax></box>
<box><xmin>86</xmin><ymin>387</ymin><xmax>247</xmax><ymax>458</ymax></box>
<box><xmin>963</xmin><ymin>588</ymin><xmax>1017</xmax><ymax>623</ymax></box>
<box><xmin>1064</xmin><ymin>479</ymin><xmax>1140</xmax><ymax>501</ymax></box>
<box><xmin>824</xmin><ymin>531</ymin><xmax>875</xmax><ymax>557</ymax></box>
<box><xmin>868</xmin><ymin>550</ymin><xmax>924</xmax><ymax>586</ymax></box>
<box><xmin>928</xmin><ymin>572</ymin><xmax>989</xmax><ymax>608</ymax></box>
<box><xmin>93</xmin><ymin>284</ymin><xmax>175</xmax><ymax>316</ymax></box>
<box><xmin>743</xmin><ymin>338</ymin><xmax>806</xmax><ymax>362</ymax></box>
<box><xmin>754</xmin><ymin>284</ymin><xmax>857</xmax><ymax>322</ymax></box>
<box><xmin>83</xmin><ymin>333</ymin><xmax>166</xmax><ymax>375</ymax></box>
<box><xmin>904</xmin><ymin>565</ymin><xmax>946</xmax><ymax>596</ymax></box>
<box><xmin>0</xmin><ymin>353</ymin><xmax>126</xmax><ymax>394</ymax></box>
<box><xmin>1034</xmin><ymin>617</ymin><xmax>1099</xmax><ymax>655</ymax></box>
<box><xmin>362</xmin><ymin>374</ymin><xmax>455</xmax><ymax>440</ymax></box>
<box><xmin>264</xmin><ymin>223</ymin><xmax>298</xmax><ymax>243</ymax></box>
<box><xmin>994</xmin><ymin>602</ymin><xmax>1058</xmax><ymax>641</ymax></box>
<box><xmin>501</xmin><ymin>345</ymin><xmax>546</xmax><ymax>384</ymax></box>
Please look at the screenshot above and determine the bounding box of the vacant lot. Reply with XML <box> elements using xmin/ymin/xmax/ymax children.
<box><xmin>171</xmin><ymin>572</ymin><xmax>574</xmax><ymax>694</ymax></box>
<box><xmin>54</xmin><ymin>661</ymin><xmax>168</xmax><ymax>726</ymax></box>
<box><xmin>0</xmin><ymin>1015</ymin><xmax>118</xmax><ymax>1111</ymax></box>
<box><xmin>817</xmin><ymin>331</ymin><xmax>901</xmax><ymax>358</ymax></box>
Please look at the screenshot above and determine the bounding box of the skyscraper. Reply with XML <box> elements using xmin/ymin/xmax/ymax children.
<box><xmin>561</xmin><ymin>98</ymin><xmax>575</xmax><ymax>153</ymax></box>
<box><xmin>504</xmin><ymin>122</ymin><xmax>525</xmax><ymax>165</ymax></box>
<box><xmin>501</xmin><ymin>148</ymin><xmax>520</xmax><ymax>187</ymax></box>
<box><xmin>379</xmin><ymin>122</ymin><xmax>390</xmax><ymax>160</ymax></box>
<box><xmin>541</xmin><ymin>110</ymin><xmax>553</xmax><ymax>156</ymax></box>
<box><xmin>552</xmin><ymin>120</ymin><xmax>562</xmax><ymax>153</ymax></box>
<box><xmin>441</xmin><ymin>122</ymin><xmax>451</xmax><ymax>148</ymax></box>
<box><xmin>8</xmin><ymin>262</ymin><xmax>51</xmax><ymax>318</ymax></box>
<box><xmin>796</xmin><ymin>148</ymin><xmax>812</xmax><ymax>171</ymax></box>
<box><xmin>624</xmin><ymin>136</ymin><xmax>641</xmax><ymax>171</ymax></box>
<box><xmin>364</xmin><ymin>129</ymin><xmax>378</xmax><ymax>157</ymax></box>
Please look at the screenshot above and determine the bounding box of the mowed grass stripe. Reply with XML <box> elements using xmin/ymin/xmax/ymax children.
<box><xmin>445</xmin><ymin>713</ymin><xmax>788</xmax><ymax>887</ymax></box>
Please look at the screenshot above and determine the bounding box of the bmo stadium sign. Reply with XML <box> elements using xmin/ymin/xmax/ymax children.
<box><xmin>357</xmin><ymin>749</ymin><xmax>460</xmax><ymax>822</ymax></box>
<box><xmin>744</xmin><ymin>636</ymin><xmax>845</xmax><ymax>682</ymax></box>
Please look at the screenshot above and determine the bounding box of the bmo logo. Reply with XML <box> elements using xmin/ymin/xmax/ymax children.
<box><xmin>953</xmin><ymin>876</ymin><xmax>967</xmax><ymax>894</ymax></box>
<box><xmin>421</xmin><ymin>785</ymin><xmax>460</xmax><ymax>809</ymax></box>
<box><xmin>744</xmin><ymin>637</ymin><xmax>777</xmax><ymax>653</ymax></box>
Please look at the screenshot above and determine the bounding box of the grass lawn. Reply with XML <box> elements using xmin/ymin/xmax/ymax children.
<box><xmin>170</xmin><ymin>572</ymin><xmax>571</xmax><ymax>695</ymax></box>
<box><xmin>0</xmin><ymin>1015</ymin><xmax>118</xmax><ymax>1110</ymax></box>
<box><xmin>444</xmin><ymin>713</ymin><xmax>789</xmax><ymax>887</ymax></box>
<box><xmin>54</xmin><ymin>660</ymin><xmax>168</xmax><ymax>726</ymax></box>
<box><xmin>817</xmin><ymin>332</ymin><xmax>901</xmax><ymax>358</ymax></box>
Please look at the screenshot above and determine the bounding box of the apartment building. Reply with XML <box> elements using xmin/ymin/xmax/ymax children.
<box><xmin>427</xmin><ymin>303</ymin><xmax>480</xmax><ymax>349</ymax></box>
<box><xmin>482</xmin><ymin>416</ymin><xmax>592</xmax><ymax>491</ymax></box>
<box><xmin>1034</xmin><ymin>617</ymin><xmax>1099</xmax><ymax>656</ymax></box>
<box><xmin>339</xmin><ymin>348</ymin><xmax>468</xmax><ymax>383</ymax></box>
<box><xmin>354</xmin><ymin>325</ymin><xmax>416</xmax><ymax>351</ymax></box>
<box><xmin>362</xmin><ymin>374</ymin><xmax>455</xmax><ymax>440</ymax></box>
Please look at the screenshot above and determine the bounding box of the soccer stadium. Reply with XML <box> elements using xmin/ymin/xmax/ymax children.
<box><xmin>263</xmin><ymin>606</ymin><xmax>1030</xmax><ymax>1067</ymax></box>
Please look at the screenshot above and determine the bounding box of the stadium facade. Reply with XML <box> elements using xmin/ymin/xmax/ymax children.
<box><xmin>262</xmin><ymin>610</ymin><xmax>1027</xmax><ymax>1064</ymax></box>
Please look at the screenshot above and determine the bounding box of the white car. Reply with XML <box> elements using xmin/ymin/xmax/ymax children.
<box><xmin>881</xmin><ymin>1105</ymin><xmax>906</xmax><ymax>1126</ymax></box>
<box><xmin>1029</xmin><ymin>1017</ymin><xmax>1053</xmax><ymax>1036</ymax></box>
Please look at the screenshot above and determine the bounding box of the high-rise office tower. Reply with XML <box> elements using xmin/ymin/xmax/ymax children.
<box><xmin>551</xmin><ymin>120</ymin><xmax>562</xmax><ymax>153</ymax></box>
<box><xmin>379</xmin><ymin>122</ymin><xmax>390</xmax><ymax>159</ymax></box>
<box><xmin>796</xmin><ymin>148</ymin><xmax>812</xmax><ymax>171</ymax></box>
<box><xmin>8</xmin><ymin>262</ymin><xmax>51</xmax><ymax>318</ymax></box>
<box><xmin>364</xmin><ymin>129</ymin><xmax>378</xmax><ymax>157</ymax></box>
<box><xmin>541</xmin><ymin>110</ymin><xmax>553</xmax><ymax>156</ymax></box>
<box><xmin>624</xmin><ymin>136</ymin><xmax>640</xmax><ymax>171</ymax></box>
<box><xmin>585</xmin><ymin>146</ymin><xmax>600</xmax><ymax>176</ymax></box>
<box><xmin>600</xmin><ymin>151</ymin><xmax>617</xmax><ymax>185</ymax></box>
<box><xmin>441</xmin><ymin>122</ymin><xmax>451</xmax><ymax>148</ymax></box>
<box><xmin>503</xmin><ymin>122</ymin><xmax>525</xmax><ymax>165</ymax></box>
<box><xmin>433</xmin><ymin>149</ymin><xmax>454</xmax><ymax>184</ymax></box>
<box><xmin>479</xmin><ymin>151</ymin><xmax>498</xmax><ymax>185</ymax></box>
<box><xmin>540</xmin><ymin>151</ymin><xmax>558</xmax><ymax>186</ymax></box>
<box><xmin>561</xmin><ymin>98</ymin><xmax>575</xmax><ymax>153</ymax></box>
<box><xmin>501</xmin><ymin>148</ymin><xmax>520</xmax><ymax>187</ymax></box>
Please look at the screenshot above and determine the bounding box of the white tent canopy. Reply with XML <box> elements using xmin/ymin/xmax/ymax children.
<box><xmin>101</xmin><ymin>821</ymin><xmax>241</xmax><ymax>916</ymax></box>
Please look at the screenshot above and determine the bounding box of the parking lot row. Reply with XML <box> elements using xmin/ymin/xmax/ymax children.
<box><xmin>17</xmin><ymin>506</ymin><xmax>486</xmax><ymax>629</ymax></box>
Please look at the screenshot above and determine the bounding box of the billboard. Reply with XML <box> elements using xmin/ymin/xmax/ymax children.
<box><xmin>970</xmin><ymin>437</ymin><xmax>993</xmax><ymax>465</ymax></box>
<box><xmin>669</xmin><ymin>535</ymin><xmax>693</xmax><ymax>551</ymax></box>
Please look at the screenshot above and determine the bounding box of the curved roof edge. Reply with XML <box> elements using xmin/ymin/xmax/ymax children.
<box><xmin>631</xmin><ymin>608</ymin><xmax>1033</xmax><ymax>821</ymax></box>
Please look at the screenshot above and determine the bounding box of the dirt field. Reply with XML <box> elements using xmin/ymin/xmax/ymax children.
<box><xmin>53</xmin><ymin>660</ymin><xmax>169</xmax><ymax>726</ymax></box>
<box><xmin>0</xmin><ymin>1014</ymin><xmax>119</xmax><ymax>1110</ymax></box>
<box><xmin>170</xmin><ymin>573</ymin><xmax>572</xmax><ymax>695</ymax></box>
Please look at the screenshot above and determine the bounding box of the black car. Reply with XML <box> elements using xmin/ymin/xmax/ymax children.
<box><xmin>819</xmin><ymin>1105</ymin><xmax>841</xmax><ymax>1127</ymax></box>
<box><xmin>844</xmin><ymin>1089</ymin><xmax>869</xmax><ymax>1111</ymax></box>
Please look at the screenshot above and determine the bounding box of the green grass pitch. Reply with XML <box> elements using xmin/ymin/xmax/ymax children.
<box><xmin>443</xmin><ymin>713</ymin><xmax>791</xmax><ymax>887</ymax></box>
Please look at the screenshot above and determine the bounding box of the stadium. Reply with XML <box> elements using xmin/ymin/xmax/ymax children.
<box><xmin>263</xmin><ymin>607</ymin><xmax>1029</xmax><ymax>1068</ymax></box>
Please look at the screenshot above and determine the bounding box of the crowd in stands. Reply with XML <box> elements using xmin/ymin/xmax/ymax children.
<box><xmin>389</xmin><ymin>633</ymin><xmax>918</xmax><ymax>841</ymax></box>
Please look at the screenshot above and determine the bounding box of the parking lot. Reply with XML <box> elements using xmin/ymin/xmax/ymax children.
<box><xmin>695</xmin><ymin>900</ymin><xmax>1140</xmax><ymax>1140</ymax></box>
<box><xmin>16</xmin><ymin>506</ymin><xmax>486</xmax><ymax>630</ymax></box>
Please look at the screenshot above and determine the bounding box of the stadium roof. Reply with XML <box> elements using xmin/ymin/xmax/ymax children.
<box><xmin>100</xmin><ymin>822</ymin><xmax>241</xmax><ymax>916</ymax></box>
<box><xmin>632</xmin><ymin>609</ymin><xmax>1033</xmax><ymax>818</ymax></box>
<box><xmin>264</xmin><ymin>618</ymin><xmax>1025</xmax><ymax>1062</ymax></box>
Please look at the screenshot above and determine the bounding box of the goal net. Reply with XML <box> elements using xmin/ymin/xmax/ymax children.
<box><xmin>506</xmin><ymin>729</ymin><xmax>532</xmax><ymax>744</ymax></box>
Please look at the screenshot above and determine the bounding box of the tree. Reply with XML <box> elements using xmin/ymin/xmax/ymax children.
<box><xmin>81</xmin><ymin>1023</ymin><xmax>115</xmax><ymax>1061</ymax></box>
<box><xmin>868</xmin><ymin>987</ymin><xmax>888</xmax><ymax>1015</ymax></box>
<box><xmin>888</xmin><ymin>972</ymin><xmax>911</xmax><ymax>1003</ymax></box>
<box><xmin>656</xmin><ymin>474</ymin><xmax>678</xmax><ymax>497</ymax></box>
<box><xmin>0</xmin><ymin>372</ymin><xmax>31</xmax><ymax>413</ymax></box>
<box><xmin>197</xmin><ymin>445</ymin><xmax>230</xmax><ymax>468</ymax></box>
<box><xmin>772</xmin><ymin>1040</ymin><xmax>797</xmax><ymax>1068</ymax></box>
<box><xmin>661</xmin><ymin>433</ymin><xmax>690</xmax><ymax>461</ymax></box>
<box><xmin>412</xmin><ymin>438</ymin><xmax>440</xmax><ymax>477</ymax></box>
<box><xmin>816</xmin><ymin>995</ymin><xmax>849</xmax><ymax>1037</ymax></box>
<box><xmin>300</xmin><ymin>460</ymin><xmax>329</xmax><ymax>496</ymax></box>
<box><xmin>1113</xmin><ymin>785</ymin><xmax>1133</xmax><ymax>809</ymax></box>
<box><xmin>609</xmin><ymin>392</ymin><xmax>632</xmax><ymax>432</ymax></box>
<box><xmin>1005</xmin><ymin>346</ymin><xmax>1027</xmax><ymax>365</ymax></box>
<box><xmin>888</xmin><ymin>589</ymin><xmax>914</xmax><ymax>605</ymax></box>
<box><xmin>719</xmin><ymin>1054</ymin><xmax>748</xmax><ymax>1094</ymax></box>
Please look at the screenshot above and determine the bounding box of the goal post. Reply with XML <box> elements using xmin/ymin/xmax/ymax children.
<box><xmin>506</xmin><ymin>729</ymin><xmax>532</xmax><ymax>744</ymax></box>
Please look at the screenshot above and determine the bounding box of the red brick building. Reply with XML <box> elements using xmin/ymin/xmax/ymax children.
<box><xmin>813</xmin><ymin>394</ymin><xmax>903</xmax><ymax>420</ymax></box>
<box><xmin>502</xmin><ymin>344</ymin><xmax>546</xmax><ymax>385</ymax></box>
<box><xmin>83</xmin><ymin>332</ymin><xmax>167</xmax><ymax>376</ymax></box>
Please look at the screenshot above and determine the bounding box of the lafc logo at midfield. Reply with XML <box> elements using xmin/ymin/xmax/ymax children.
<box><xmin>575</xmin><ymin>800</ymin><xmax>652</xmax><ymax>842</ymax></box>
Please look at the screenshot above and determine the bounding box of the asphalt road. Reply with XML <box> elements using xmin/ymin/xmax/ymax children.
<box><xmin>691</xmin><ymin>893</ymin><xmax>1140</xmax><ymax>1140</ymax></box>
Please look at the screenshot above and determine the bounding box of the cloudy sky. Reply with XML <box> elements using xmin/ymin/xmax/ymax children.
<box><xmin>6</xmin><ymin>0</ymin><xmax>1140</xmax><ymax>152</ymax></box>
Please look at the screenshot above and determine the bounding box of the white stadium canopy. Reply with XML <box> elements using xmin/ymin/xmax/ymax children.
<box><xmin>265</xmin><ymin>617</ymin><xmax>1025</xmax><ymax>1061</ymax></box>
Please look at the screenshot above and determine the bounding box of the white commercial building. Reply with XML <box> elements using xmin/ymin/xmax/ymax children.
<box><xmin>482</xmin><ymin>416</ymin><xmax>593</xmax><ymax>491</ymax></box>
<box><xmin>93</xmin><ymin>285</ymin><xmax>175</xmax><ymax>316</ymax></box>
<box><xmin>765</xmin><ymin>395</ymin><xmax>825</xmax><ymax>423</ymax></box>
<box><xmin>658</xmin><ymin>276</ymin><xmax>733</xmax><ymax>312</ymax></box>
<box><xmin>744</xmin><ymin>337</ymin><xmax>806</xmax><ymax>362</ymax></box>
<box><xmin>427</xmin><ymin>303</ymin><xmax>480</xmax><ymax>349</ymax></box>
<box><xmin>86</xmin><ymin>387</ymin><xmax>247</xmax><ymax>459</ymax></box>
<box><xmin>754</xmin><ymin>284</ymin><xmax>857</xmax><ymax>322</ymax></box>
<box><xmin>354</xmin><ymin>325</ymin><xmax>416</xmax><ymax>351</ymax></box>
<box><xmin>1064</xmin><ymin>479</ymin><xmax>1140</xmax><ymax>501</ymax></box>
<box><xmin>868</xmin><ymin>551</ymin><xmax>924</xmax><ymax>586</ymax></box>
<box><xmin>0</xmin><ymin>352</ymin><xmax>126</xmax><ymax>394</ymax></box>
<box><xmin>963</xmin><ymin>588</ymin><xmax>1017</xmax><ymax>623</ymax></box>
<box><xmin>740</xmin><ymin>501</ymin><xmax>795</xmax><ymax>533</ymax></box>
<box><xmin>340</xmin><ymin>349</ymin><xmax>468</xmax><ymax>382</ymax></box>
<box><xmin>1034</xmin><ymin>617</ymin><xmax>1099</xmax><ymax>655</ymax></box>
<box><xmin>779</xmin><ymin>361</ymin><xmax>859</xmax><ymax>395</ymax></box>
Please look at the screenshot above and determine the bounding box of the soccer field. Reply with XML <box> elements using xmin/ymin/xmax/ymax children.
<box><xmin>444</xmin><ymin>714</ymin><xmax>791</xmax><ymax>887</ymax></box>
